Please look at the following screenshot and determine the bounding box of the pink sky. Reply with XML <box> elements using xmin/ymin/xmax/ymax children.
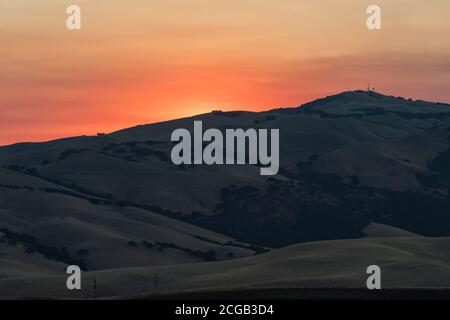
<box><xmin>1</xmin><ymin>0</ymin><xmax>449</xmax><ymax>145</ymax></box>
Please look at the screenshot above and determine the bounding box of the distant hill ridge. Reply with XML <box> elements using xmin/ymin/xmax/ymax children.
<box><xmin>274</xmin><ymin>90</ymin><xmax>450</xmax><ymax>114</ymax></box>
<box><xmin>1</xmin><ymin>90</ymin><xmax>449</xmax><ymax>148</ymax></box>
<box><xmin>1</xmin><ymin>89</ymin><xmax>450</xmax><ymax>252</ymax></box>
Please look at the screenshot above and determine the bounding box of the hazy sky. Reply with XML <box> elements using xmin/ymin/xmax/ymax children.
<box><xmin>1</xmin><ymin>0</ymin><xmax>449</xmax><ymax>145</ymax></box>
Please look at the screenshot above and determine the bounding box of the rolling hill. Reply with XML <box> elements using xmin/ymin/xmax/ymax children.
<box><xmin>1</xmin><ymin>90</ymin><xmax>450</xmax><ymax>298</ymax></box>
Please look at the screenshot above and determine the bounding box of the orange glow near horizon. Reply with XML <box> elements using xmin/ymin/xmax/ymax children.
<box><xmin>1</xmin><ymin>0</ymin><xmax>450</xmax><ymax>145</ymax></box>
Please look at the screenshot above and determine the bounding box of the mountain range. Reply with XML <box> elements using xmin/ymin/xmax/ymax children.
<box><xmin>1</xmin><ymin>90</ymin><xmax>450</xmax><ymax>298</ymax></box>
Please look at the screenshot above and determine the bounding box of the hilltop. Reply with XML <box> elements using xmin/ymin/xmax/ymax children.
<box><xmin>1</xmin><ymin>90</ymin><xmax>450</xmax><ymax>298</ymax></box>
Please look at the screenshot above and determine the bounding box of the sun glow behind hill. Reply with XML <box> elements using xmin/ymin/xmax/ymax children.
<box><xmin>0</xmin><ymin>0</ymin><xmax>449</xmax><ymax>145</ymax></box>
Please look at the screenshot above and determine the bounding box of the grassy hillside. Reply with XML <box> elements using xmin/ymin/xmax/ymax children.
<box><xmin>2</xmin><ymin>237</ymin><xmax>450</xmax><ymax>299</ymax></box>
<box><xmin>1</xmin><ymin>91</ymin><xmax>450</xmax><ymax>298</ymax></box>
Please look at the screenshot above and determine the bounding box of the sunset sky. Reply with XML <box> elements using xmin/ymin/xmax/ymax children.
<box><xmin>1</xmin><ymin>0</ymin><xmax>449</xmax><ymax>145</ymax></box>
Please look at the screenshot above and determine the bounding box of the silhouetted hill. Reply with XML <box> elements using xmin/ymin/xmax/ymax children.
<box><xmin>1</xmin><ymin>91</ymin><xmax>450</xmax><ymax>298</ymax></box>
